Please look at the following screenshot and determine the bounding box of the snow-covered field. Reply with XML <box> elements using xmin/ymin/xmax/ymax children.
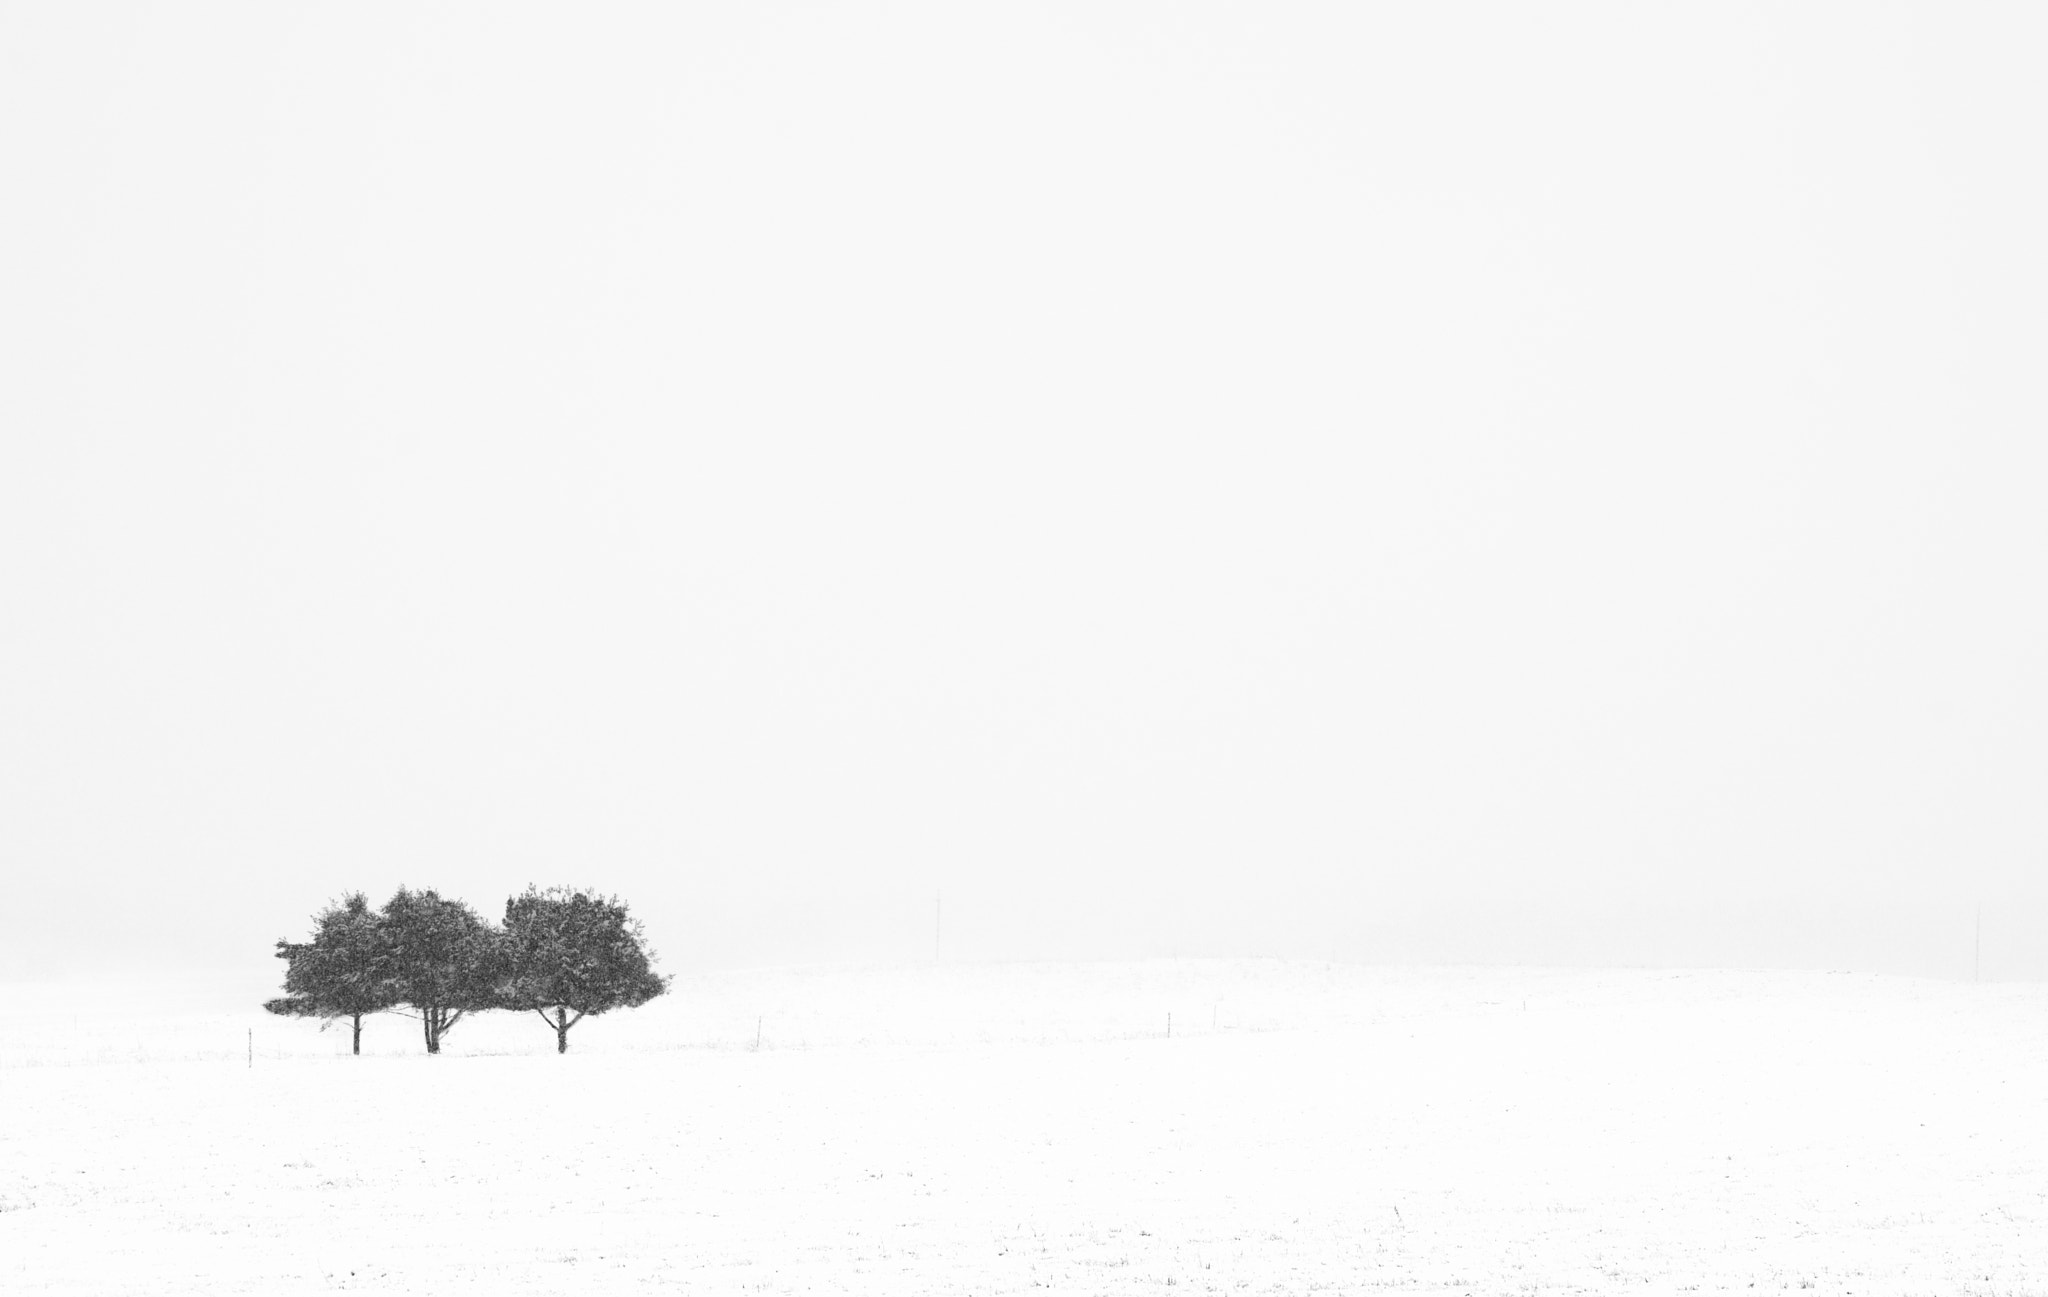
<box><xmin>3</xmin><ymin>960</ymin><xmax>2045</xmax><ymax>1294</ymax></box>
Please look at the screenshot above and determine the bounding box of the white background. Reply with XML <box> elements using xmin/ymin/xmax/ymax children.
<box><xmin>4</xmin><ymin>3</ymin><xmax>2045</xmax><ymax>990</ymax></box>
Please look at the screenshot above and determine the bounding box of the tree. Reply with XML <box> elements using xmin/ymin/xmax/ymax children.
<box><xmin>496</xmin><ymin>886</ymin><xmax>668</xmax><ymax>1053</ymax></box>
<box><xmin>264</xmin><ymin>892</ymin><xmax>396</xmax><ymax>1055</ymax></box>
<box><xmin>380</xmin><ymin>887</ymin><xmax>499</xmax><ymax>1054</ymax></box>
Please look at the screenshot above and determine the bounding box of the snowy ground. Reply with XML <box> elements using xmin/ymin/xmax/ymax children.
<box><xmin>3</xmin><ymin>961</ymin><xmax>2045</xmax><ymax>1294</ymax></box>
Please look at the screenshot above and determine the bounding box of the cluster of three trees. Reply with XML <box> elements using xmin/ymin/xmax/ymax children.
<box><xmin>265</xmin><ymin>886</ymin><xmax>667</xmax><ymax>1054</ymax></box>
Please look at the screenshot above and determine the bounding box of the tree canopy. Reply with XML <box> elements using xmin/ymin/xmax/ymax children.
<box><xmin>380</xmin><ymin>887</ymin><xmax>500</xmax><ymax>1054</ymax></box>
<box><xmin>264</xmin><ymin>892</ymin><xmax>396</xmax><ymax>1055</ymax></box>
<box><xmin>497</xmin><ymin>886</ymin><xmax>669</xmax><ymax>1052</ymax></box>
<box><xmin>266</xmin><ymin>885</ymin><xmax>666</xmax><ymax>1055</ymax></box>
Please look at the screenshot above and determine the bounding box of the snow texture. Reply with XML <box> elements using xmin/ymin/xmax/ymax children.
<box><xmin>3</xmin><ymin>960</ymin><xmax>2044</xmax><ymax>1293</ymax></box>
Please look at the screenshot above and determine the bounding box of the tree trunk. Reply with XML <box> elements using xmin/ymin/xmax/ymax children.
<box><xmin>424</xmin><ymin>1009</ymin><xmax>439</xmax><ymax>1054</ymax></box>
<box><xmin>557</xmin><ymin>1006</ymin><xmax>570</xmax><ymax>1054</ymax></box>
<box><xmin>351</xmin><ymin>1014</ymin><xmax>362</xmax><ymax>1056</ymax></box>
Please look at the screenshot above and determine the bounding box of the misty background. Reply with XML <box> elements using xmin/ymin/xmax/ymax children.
<box><xmin>4</xmin><ymin>3</ymin><xmax>2045</xmax><ymax>1004</ymax></box>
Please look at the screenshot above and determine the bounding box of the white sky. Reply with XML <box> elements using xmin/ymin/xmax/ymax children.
<box><xmin>3</xmin><ymin>2</ymin><xmax>2045</xmax><ymax>984</ymax></box>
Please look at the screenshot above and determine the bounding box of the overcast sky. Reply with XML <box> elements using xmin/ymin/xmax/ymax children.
<box><xmin>4</xmin><ymin>3</ymin><xmax>2045</xmax><ymax>992</ymax></box>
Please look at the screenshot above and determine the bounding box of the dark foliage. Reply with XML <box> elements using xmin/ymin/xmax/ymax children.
<box><xmin>264</xmin><ymin>892</ymin><xmax>397</xmax><ymax>1055</ymax></box>
<box><xmin>497</xmin><ymin>886</ymin><xmax>669</xmax><ymax>1052</ymax></box>
<box><xmin>381</xmin><ymin>887</ymin><xmax>500</xmax><ymax>1054</ymax></box>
